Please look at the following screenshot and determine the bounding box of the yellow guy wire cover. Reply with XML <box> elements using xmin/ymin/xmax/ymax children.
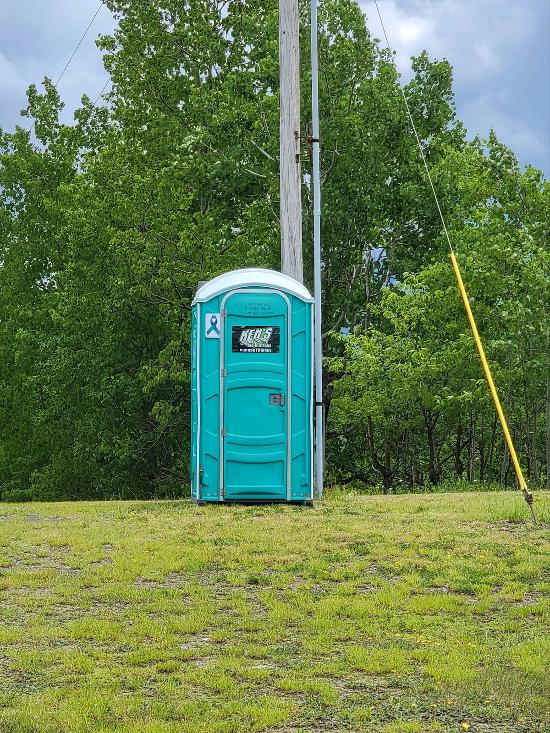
<box><xmin>449</xmin><ymin>252</ymin><xmax>536</xmax><ymax>520</ymax></box>
<box><xmin>372</xmin><ymin>1</ymin><xmax>537</xmax><ymax>523</ymax></box>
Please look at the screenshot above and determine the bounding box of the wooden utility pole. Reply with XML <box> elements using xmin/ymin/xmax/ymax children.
<box><xmin>279</xmin><ymin>0</ymin><xmax>303</xmax><ymax>283</ymax></box>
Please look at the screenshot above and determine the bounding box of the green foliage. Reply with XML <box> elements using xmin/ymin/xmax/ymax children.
<box><xmin>327</xmin><ymin>158</ymin><xmax>549</xmax><ymax>491</ymax></box>
<box><xmin>0</xmin><ymin>0</ymin><xmax>547</xmax><ymax>499</ymax></box>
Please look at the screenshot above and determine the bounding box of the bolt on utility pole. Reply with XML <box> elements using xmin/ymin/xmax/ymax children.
<box><xmin>279</xmin><ymin>0</ymin><xmax>303</xmax><ymax>283</ymax></box>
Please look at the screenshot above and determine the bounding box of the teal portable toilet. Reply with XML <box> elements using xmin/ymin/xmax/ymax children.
<box><xmin>191</xmin><ymin>268</ymin><xmax>314</xmax><ymax>503</ymax></box>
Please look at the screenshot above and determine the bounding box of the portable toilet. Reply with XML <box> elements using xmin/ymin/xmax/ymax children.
<box><xmin>191</xmin><ymin>268</ymin><xmax>314</xmax><ymax>503</ymax></box>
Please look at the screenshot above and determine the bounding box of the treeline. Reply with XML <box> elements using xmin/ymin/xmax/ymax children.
<box><xmin>0</xmin><ymin>0</ymin><xmax>547</xmax><ymax>501</ymax></box>
<box><xmin>326</xmin><ymin>184</ymin><xmax>550</xmax><ymax>491</ymax></box>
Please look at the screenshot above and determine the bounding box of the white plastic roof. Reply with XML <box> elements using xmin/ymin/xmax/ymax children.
<box><xmin>193</xmin><ymin>268</ymin><xmax>314</xmax><ymax>303</ymax></box>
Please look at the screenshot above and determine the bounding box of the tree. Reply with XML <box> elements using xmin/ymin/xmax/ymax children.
<box><xmin>0</xmin><ymin>0</ymin><xmax>546</xmax><ymax>499</ymax></box>
<box><xmin>327</xmin><ymin>138</ymin><xmax>549</xmax><ymax>491</ymax></box>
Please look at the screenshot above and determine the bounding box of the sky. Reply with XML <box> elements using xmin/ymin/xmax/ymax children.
<box><xmin>0</xmin><ymin>0</ymin><xmax>548</xmax><ymax>175</ymax></box>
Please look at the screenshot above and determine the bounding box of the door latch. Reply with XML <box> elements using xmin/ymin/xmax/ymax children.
<box><xmin>269</xmin><ymin>393</ymin><xmax>285</xmax><ymax>406</ymax></box>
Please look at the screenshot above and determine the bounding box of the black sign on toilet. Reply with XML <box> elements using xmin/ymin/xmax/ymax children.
<box><xmin>232</xmin><ymin>326</ymin><xmax>280</xmax><ymax>353</ymax></box>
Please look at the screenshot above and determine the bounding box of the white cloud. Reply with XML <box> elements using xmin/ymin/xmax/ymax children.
<box><xmin>360</xmin><ymin>0</ymin><xmax>549</xmax><ymax>172</ymax></box>
<box><xmin>462</xmin><ymin>94</ymin><xmax>549</xmax><ymax>164</ymax></box>
<box><xmin>362</xmin><ymin>0</ymin><xmax>537</xmax><ymax>81</ymax></box>
<box><xmin>396</xmin><ymin>16</ymin><xmax>431</xmax><ymax>46</ymax></box>
<box><xmin>0</xmin><ymin>52</ymin><xmax>26</xmax><ymax>93</ymax></box>
<box><xmin>0</xmin><ymin>0</ymin><xmax>114</xmax><ymax>131</ymax></box>
<box><xmin>0</xmin><ymin>0</ymin><xmax>547</xmax><ymax>173</ymax></box>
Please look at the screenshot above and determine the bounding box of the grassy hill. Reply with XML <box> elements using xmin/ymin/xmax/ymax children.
<box><xmin>0</xmin><ymin>491</ymin><xmax>549</xmax><ymax>733</ymax></box>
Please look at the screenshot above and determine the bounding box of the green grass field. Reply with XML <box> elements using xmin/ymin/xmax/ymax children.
<box><xmin>0</xmin><ymin>491</ymin><xmax>549</xmax><ymax>733</ymax></box>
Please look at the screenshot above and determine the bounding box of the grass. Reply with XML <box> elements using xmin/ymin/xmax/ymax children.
<box><xmin>0</xmin><ymin>490</ymin><xmax>549</xmax><ymax>733</ymax></box>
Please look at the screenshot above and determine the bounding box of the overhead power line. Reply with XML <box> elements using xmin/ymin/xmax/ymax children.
<box><xmin>26</xmin><ymin>1</ymin><xmax>105</xmax><ymax>134</ymax></box>
<box><xmin>373</xmin><ymin>0</ymin><xmax>454</xmax><ymax>255</ymax></box>
<box><xmin>54</xmin><ymin>1</ymin><xmax>105</xmax><ymax>89</ymax></box>
<box><xmin>93</xmin><ymin>79</ymin><xmax>111</xmax><ymax>106</ymax></box>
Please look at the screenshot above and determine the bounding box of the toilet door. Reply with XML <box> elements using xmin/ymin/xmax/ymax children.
<box><xmin>220</xmin><ymin>289</ymin><xmax>290</xmax><ymax>501</ymax></box>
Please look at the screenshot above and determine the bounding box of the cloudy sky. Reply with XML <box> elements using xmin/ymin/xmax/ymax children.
<box><xmin>0</xmin><ymin>0</ymin><xmax>548</xmax><ymax>174</ymax></box>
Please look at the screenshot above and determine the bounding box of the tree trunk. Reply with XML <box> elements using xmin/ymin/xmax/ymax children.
<box><xmin>499</xmin><ymin>381</ymin><xmax>514</xmax><ymax>488</ymax></box>
<box><xmin>479</xmin><ymin>441</ymin><xmax>485</xmax><ymax>482</ymax></box>
<box><xmin>504</xmin><ymin>452</ymin><xmax>512</xmax><ymax>489</ymax></box>
<box><xmin>500</xmin><ymin>440</ymin><xmax>509</xmax><ymax>488</ymax></box>
<box><xmin>424</xmin><ymin>410</ymin><xmax>441</xmax><ymax>485</ymax></box>
<box><xmin>468</xmin><ymin>411</ymin><xmax>476</xmax><ymax>482</ymax></box>
<box><xmin>383</xmin><ymin>436</ymin><xmax>392</xmax><ymax>493</ymax></box>
<box><xmin>411</xmin><ymin>463</ymin><xmax>418</xmax><ymax>489</ymax></box>
<box><xmin>486</xmin><ymin>413</ymin><xmax>498</xmax><ymax>483</ymax></box>
<box><xmin>366</xmin><ymin>417</ymin><xmax>393</xmax><ymax>493</ymax></box>
<box><xmin>531</xmin><ymin>407</ymin><xmax>540</xmax><ymax>485</ymax></box>
<box><xmin>454</xmin><ymin>424</ymin><xmax>464</xmax><ymax>478</ymax></box>
<box><xmin>478</xmin><ymin>413</ymin><xmax>486</xmax><ymax>482</ymax></box>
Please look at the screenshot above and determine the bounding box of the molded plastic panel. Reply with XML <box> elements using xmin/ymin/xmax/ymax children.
<box><xmin>222</xmin><ymin>291</ymin><xmax>288</xmax><ymax>501</ymax></box>
<box><xmin>191</xmin><ymin>271</ymin><xmax>313</xmax><ymax>503</ymax></box>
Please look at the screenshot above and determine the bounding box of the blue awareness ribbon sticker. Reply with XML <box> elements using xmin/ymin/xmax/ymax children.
<box><xmin>206</xmin><ymin>314</ymin><xmax>220</xmax><ymax>337</ymax></box>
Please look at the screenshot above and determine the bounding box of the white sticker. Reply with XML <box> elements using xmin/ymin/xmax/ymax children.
<box><xmin>205</xmin><ymin>313</ymin><xmax>221</xmax><ymax>338</ymax></box>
